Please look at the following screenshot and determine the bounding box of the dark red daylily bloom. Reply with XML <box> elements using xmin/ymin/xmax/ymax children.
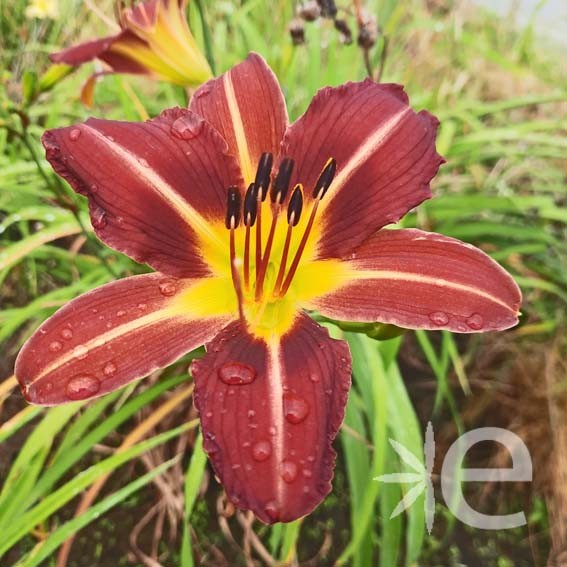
<box><xmin>16</xmin><ymin>53</ymin><xmax>521</xmax><ymax>524</ymax></box>
<box><xmin>51</xmin><ymin>0</ymin><xmax>212</xmax><ymax>105</ymax></box>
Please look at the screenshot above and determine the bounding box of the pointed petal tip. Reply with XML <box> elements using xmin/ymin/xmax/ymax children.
<box><xmin>192</xmin><ymin>314</ymin><xmax>351</xmax><ymax>524</ymax></box>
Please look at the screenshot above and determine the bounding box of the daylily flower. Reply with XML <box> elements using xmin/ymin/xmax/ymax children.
<box><xmin>50</xmin><ymin>0</ymin><xmax>212</xmax><ymax>104</ymax></box>
<box><xmin>16</xmin><ymin>54</ymin><xmax>521</xmax><ymax>524</ymax></box>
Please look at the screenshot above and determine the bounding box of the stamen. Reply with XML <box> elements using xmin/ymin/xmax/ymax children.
<box><xmin>254</xmin><ymin>153</ymin><xmax>272</xmax><ymax>280</ymax></box>
<box><xmin>279</xmin><ymin>158</ymin><xmax>337</xmax><ymax>296</ymax></box>
<box><xmin>312</xmin><ymin>158</ymin><xmax>337</xmax><ymax>200</ymax></box>
<box><xmin>254</xmin><ymin>152</ymin><xmax>273</xmax><ymax>202</ymax></box>
<box><xmin>226</xmin><ymin>187</ymin><xmax>245</xmax><ymax>322</ymax></box>
<box><xmin>255</xmin><ymin>158</ymin><xmax>295</xmax><ymax>301</ymax></box>
<box><xmin>225</xmin><ymin>186</ymin><xmax>241</xmax><ymax>229</ymax></box>
<box><xmin>274</xmin><ymin>184</ymin><xmax>303</xmax><ymax>295</ymax></box>
<box><xmin>243</xmin><ymin>183</ymin><xmax>257</xmax><ymax>289</ymax></box>
<box><xmin>270</xmin><ymin>157</ymin><xmax>295</xmax><ymax>204</ymax></box>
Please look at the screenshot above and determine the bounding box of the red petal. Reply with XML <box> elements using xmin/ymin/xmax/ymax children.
<box><xmin>191</xmin><ymin>312</ymin><xmax>351</xmax><ymax>523</ymax></box>
<box><xmin>15</xmin><ymin>273</ymin><xmax>231</xmax><ymax>406</ymax></box>
<box><xmin>50</xmin><ymin>36</ymin><xmax>118</xmax><ymax>66</ymax></box>
<box><xmin>42</xmin><ymin>108</ymin><xmax>243</xmax><ymax>278</ymax></box>
<box><xmin>280</xmin><ymin>81</ymin><xmax>444</xmax><ymax>258</ymax></box>
<box><xmin>306</xmin><ymin>229</ymin><xmax>522</xmax><ymax>332</ymax></box>
<box><xmin>189</xmin><ymin>53</ymin><xmax>288</xmax><ymax>184</ymax></box>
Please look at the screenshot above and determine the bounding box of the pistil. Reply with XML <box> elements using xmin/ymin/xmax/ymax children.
<box><xmin>226</xmin><ymin>187</ymin><xmax>245</xmax><ymax>322</ymax></box>
<box><xmin>243</xmin><ymin>183</ymin><xmax>257</xmax><ymax>290</ymax></box>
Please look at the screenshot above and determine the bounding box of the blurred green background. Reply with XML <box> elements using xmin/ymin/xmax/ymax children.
<box><xmin>1</xmin><ymin>0</ymin><xmax>566</xmax><ymax>565</ymax></box>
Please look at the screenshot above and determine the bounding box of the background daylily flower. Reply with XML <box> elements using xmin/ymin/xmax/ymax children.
<box><xmin>50</xmin><ymin>0</ymin><xmax>212</xmax><ymax>105</ymax></box>
<box><xmin>16</xmin><ymin>53</ymin><xmax>521</xmax><ymax>524</ymax></box>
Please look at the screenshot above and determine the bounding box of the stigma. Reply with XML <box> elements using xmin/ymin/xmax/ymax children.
<box><xmin>225</xmin><ymin>153</ymin><xmax>337</xmax><ymax>332</ymax></box>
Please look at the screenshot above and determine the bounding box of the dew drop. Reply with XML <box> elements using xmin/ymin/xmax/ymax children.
<box><xmin>309</xmin><ymin>372</ymin><xmax>320</xmax><ymax>383</ymax></box>
<box><xmin>48</xmin><ymin>340</ymin><xmax>63</xmax><ymax>352</ymax></box>
<box><xmin>302</xmin><ymin>468</ymin><xmax>313</xmax><ymax>478</ymax></box>
<box><xmin>158</xmin><ymin>279</ymin><xmax>177</xmax><ymax>296</ymax></box>
<box><xmin>61</xmin><ymin>328</ymin><xmax>73</xmax><ymax>340</ymax></box>
<box><xmin>137</xmin><ymin>303</ymin><xmax>147</xmax><ymax>310</ymax></box>
<box><xmin>283</xmin><ymin>393</ymin><xmax>310</xmax><ymax>424</ymax></box>
<box><xmin>138</xmin><ymin>157</ymin><xmax>149</xmax><ymax>167</ymax></box>
<box><xmin>218</xmin><ymin>362</ymin><xmax>257</xmax><ymax>385</ymax></box>
<box><xmin>247</xmin><ymin>409</ymin><xmax>256</xmax><ymax>419</ymax></box>
<box><xmin>269</xmin><ymin>426</ymin><xmax>277</xmax><ymax>436</ymax></box>
<box><xmin>69</xmin><ymin>128</ymin><xmax>81</xmax><ymax>141</ymax></box>
<box><xmin>251</xmin><ymin>440</ymin><xmax>272</xmax><ymax>462</ymax></box>
<box><xmin>466</xmin><ymin>313</ymin><xmax>484</xmax><ymax>330</ymax></box>
<box><xmin>66</xmin><ymin>374</ymin><xmax>100</xmax><ymax>401</ymax></box>
<box><xmin>90</xmin><ymin>183</ymin><xmax>99</xmax><ymax>193</ymax></box>
<box><xmin>72</xmin><ymin>345</ymin><xmax>89</xmax><ymax>360</ymax></box>
<box><xmin>428</xmin><ymin>311</ymin><xmax>449</xmax><ymax>326</ymax></box>
<box><xmin>280</xmin><ymin>460</ymin><xmax>298</xmax><ymax>483</ymax></box>
<box><xmin>264</xmin><ymin>501</ymin><xmax>279</xmax><ymax>522</ymax></box>
<box><xmin>103</xmin><ymin>361</ymin><xmax>117</xmax><ymax>377</ymax></box>
<box><xmin>194</xmin><ymin>84</ymin><xmax>212</xmax><ymax>99</ymax></box>
<box><xmin>91</xmin><ymin>205</ymin><xmax>107</xmax><ymax>229</ymax></box>
<box><xmin>171</xmin><ymin>114</ymin><xmax>204</xmax><ymax>140</ymax></box>
<box><xmin>205</xmin><ymin>411</ymin><xmax>213</xmax><ymax>418</ymax></box>
<box><xmin>115</xmin><ymin>309</ymin><xmax>126</xmax><ymax>317</ymax></box>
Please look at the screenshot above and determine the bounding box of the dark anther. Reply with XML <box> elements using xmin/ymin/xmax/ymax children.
<box><xmin>243</xmin><ymin>183</ymin><xmax>258</xmax><ymax>226</ymax></box>
<box><xmin>254</xmin><ymin>152</ymin><xmax>273</xmax><ymax>201</ymax></box>
<box><xmin>225</xmin><ymin>186</ymin><xmax>241</xmax><ymax>229</ymax></box>
<box><xmin>289</xmin><ymin>19</ymin><xmax>306</xmax><ymax>46</ymax></box>
<box><xmin>316</xmin><ymin>0</ymin><xmax>337</xmax><ymax>19</ymax></box>
<box><xmin>313</xmin><ymin>158</ymin><xmax>337</xmax><ymax>199</ymax></box>
<box><xmin>334</xmin><ymin>19</ymin><xmax>353</xmax><ymax>45</ymax></box>
<box><xmin>287</xmin><ymin>185</ymin><xmax>304</xmax><ymax>226</ymax></box>
<box><xmin>270</xmin><ymin>157</ymin><xmax>295</xmax><ymax>205</ymax></box>
<box><xmin>358</xmin><ymin>16</ymin><xmax>379</xmax><ymax>49</ymax></box>
<box><xmin>298</xmin><ymin>0</ymin><xmax>321</xmax><ymax>22</ymax></box>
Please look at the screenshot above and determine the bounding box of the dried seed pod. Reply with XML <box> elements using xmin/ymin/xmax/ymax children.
<box><xmin>316</xmin><ymin>0</ymin><xmax>337</xmax><ymax>19</ymax></box>
<box><xmin>334</xmin><ymin>18</ymin><xmax>353</xmax><ymax>45</ymax></box>
<box><xmin>289</xmin><ymin>18</ymin><xmax>306</xmax><ymax>45</ymax></box>
<box><xmin>358</xmin><ymin>14</ymin><xmax>379</xmax><ymax>49</ymax></box>
<box><xmin>298</xmin><ymin>0</ymin><xmax>321</xmax><ymax>22</ymax></box>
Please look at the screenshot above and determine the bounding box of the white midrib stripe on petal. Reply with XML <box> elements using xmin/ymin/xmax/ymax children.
<box><xmin>223</xmin><ymin>73</ymin><xmax>254</xmax><ymax>185</ymax></box>
<box><xmin>267</xmin><ymin>336</ymin><xmax>285</xmax><ymax>505</ymax></box>
<box><xmin>351</xmin><ymin>269</ymin><xmax>515</xmax><ymax>312</ymax></box>
<box><xmin>32</xmin><ymin>309</ymin><xmax>179</xmax><ymax>383</ymax></box>
<box><xmin>84</xmin><ymin>125</ymin><xmax>222</xmax><ymax>246</ymax></box>
<box><xmin>324</xmin><ymin>107</ymin><xmax>411</xmax><ymax>204</ymax></box>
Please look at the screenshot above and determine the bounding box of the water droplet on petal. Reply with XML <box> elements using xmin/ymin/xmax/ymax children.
<box><xmin>69</xmin><ymin>128</ymin><xmax>81</xmax><ymax>141</ymax></box>
<box><xmin>302</xmin><ymin>468</ymin><xmax>313</xmax><ymax>478</ymax></box>
<box><xmin>466</xmin><ymin>313</ymin><xmax>484</xmax><ymax>330</ymax></box>
<box><xmin>72</xmin><ymin>345</ymin><xmax>89</xmax><ymax>360</ymax></box>
<box><xmin>66</xmin><ymin>374</ymin><xmax>100</xmax><ymax>400</ymax></box>
<box><xmin>171</xmin><ymin>114</ymin><xmax>204</xmax><ymax>140</ymax></box>
<box><xmin>264</xmin><ymin>501</ymin><xmax>279</xmax><ymax>522</ymax></box>
<box><xmin>428</xmin><ymin>311</ymin><xmax>449</xmax><ymax>326</ymax></box>
<box><xmin>280</xmin><ymin>460</ymin><xmax>298</xmax><ymax>483</ymax></box>
<box><xmin>309</xmin><ymin>372</ymin><xmax>320</xmax><ymax>383</ymax></box>
<box><xmin>138</xmin><ymin>157</ymin><xmax>149</xmax><ymax>167</ymax></box>
<box><xmin>194</xmin><ymin>84</ymin><xmax>212</xmax><ymax>99</ymax></box>
<box><xmin>48</xmin><ymin>340</ymin><xmax>62</xmax><ymax>352</ymax></box>
<box><xmin>283</xmin><ymin>393</ymin><xmax>310</xmax><ymax>424</ymax></box>
<box><xmin>103</xmin><ymin>361</ymin><xmax>117</xmax><ymax>376</ymax></box>
<box><xmin>137</xmin><ymin>303</ymin><xmax>147</xmax><ymax>310</ymax></box>
<box><xmin>116</xmin><ymin>309</ymin><xmax>126</xmax><ymax>317</ymax></box>
<box><xmin>90</xmin><ymin>183</ymin><xmax>99</xmax><ymax>193</ymax></box>
<box><xmin>158</xmin><ymin>279</ymin><xmax>177</xmax><ymax>296</ymax></box>
<box><xmin>269</xmin><ymin>426</ymin><xmax>277</xmax><ymax>436</ymax></box>
<box><xmin>91</xmin><ymin>205</ymin><xmax>107</xmax><ymax>229</ymax></box>
<box><xmin>61</xmin><ymin>328</ymin><xmax>73</xmax><ymax>340</ymax></box>
<box><xmin>218</xmin><ymin>362</ymin><xmax>257</xmax><ymax>385</ymax></box>
<box><xmin>251</xmin><ymin>440</ymin><xmax>272</xmax><ymax>462</ymax></box>
<box><xmin>247</xmin><ymin>409</ymin><xmax>256</xmax><ymax>419</ymax></box>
